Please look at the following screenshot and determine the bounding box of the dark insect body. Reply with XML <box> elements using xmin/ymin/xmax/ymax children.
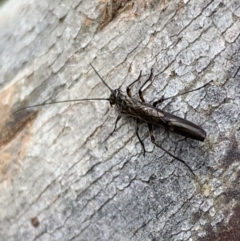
<box><xmin>15</xmin><ymin>64</ymin><xmax>212</xmax><ymax>175</ymax></box>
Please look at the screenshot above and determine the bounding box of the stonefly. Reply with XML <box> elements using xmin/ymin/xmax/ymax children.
<box><xmin>15</xmin><ymin>64</ymin><xmax>212</xmax><ymax>175</ymax></box>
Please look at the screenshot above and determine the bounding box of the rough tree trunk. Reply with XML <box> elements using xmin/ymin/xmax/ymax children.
<box><xmin>0</xmin><ymin>0</ymin><xmax>240</xmax><ymax>240</ymax></box>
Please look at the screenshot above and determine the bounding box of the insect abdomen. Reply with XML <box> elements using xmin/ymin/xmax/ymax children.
<box><xmin>163</xmin><ymin>112</ymin><xmax>206</xmax><ymax>141</ymax></box>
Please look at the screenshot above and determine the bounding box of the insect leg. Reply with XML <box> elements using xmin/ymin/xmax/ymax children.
<box><xmin>148</xmin><ymin>124</ymin><xmax>195</xmax><ymax>176</ymax></box>
<box><xmin>157</xmin><ymin>80</ymin><xmax>213</xmax><ymax>104</ymax></box>
<box><xmin>138</xmin><ymin>68</ymin><xmax>154</xmax><ymax>102</ymax></box>
<box><xmin>135</xmin><ymin>119</ymin><xmax>146</xmax><ymax>156</ymax></box>
<box><xmin>109</xmin><ymin>114</ymin><xmax>122</xmax><ymax>136</ymax></box>
<box><xmin>127</xmin><ymin>71</ymin><xmax>142</xmax><ymax>97</ymax></box>
<box><xmin>152</xmin><ymin>80</ymin><xmax>213</xmax><ymax>109</ymax></box>
<box><xmin>153</xmin><ymin>96</ymin><xmax>164</xmax><ymax>107</ymax></box>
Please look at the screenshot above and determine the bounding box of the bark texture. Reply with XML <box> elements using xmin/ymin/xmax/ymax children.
<box><xmin>0</xmin><ymin>0</ymin><xmax>240</xmax><ymax>240</ymax></box>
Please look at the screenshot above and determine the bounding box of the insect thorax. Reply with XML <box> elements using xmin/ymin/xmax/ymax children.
<box><xmin>109</xmin><ymin>89</ymin><xmax>127</xmax><ymax>109</ymax></box>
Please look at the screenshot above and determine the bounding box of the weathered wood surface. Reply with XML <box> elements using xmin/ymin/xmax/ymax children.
<box><xmin>0</xmin><ymin>0</ymin><xmax>240</xmax><ymax>240</ymax></box>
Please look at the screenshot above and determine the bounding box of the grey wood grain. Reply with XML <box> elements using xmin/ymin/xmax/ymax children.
<box><xmin>0</xmin><ymin>0</ymin><xmax>240</xmax><ymax>240</ymax></box>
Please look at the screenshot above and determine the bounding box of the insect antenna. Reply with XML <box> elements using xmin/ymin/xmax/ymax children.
<box><xmin>13</xmin><ymin>64</ymin><xmax>113</xmax><ymax>114</ymax></box>
<box><xmin>90</xmin><ymin>63</ymin><xmax>113</xmax><ymax>92</ymax></box>
<box><xmin>13</xmin><ymin>98</ymin><xmax>110</xmax><ymax>114</ymax></box>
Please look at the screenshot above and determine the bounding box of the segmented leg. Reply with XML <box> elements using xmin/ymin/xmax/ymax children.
<box><xmin>127</xmin><ymin>69</ymin><xmax>155</xmax><ymax>155</ymax></box>
<box><xmin>138</xmin><ymin>68</ymin><xmax>154</xmax><ymax>102</ymax></box>
<box><xmin>148</xmin><ymin>123</ymin><xmax>195</xmax><ymax>176</ymax></box>
<box><xmin>136</xmin><ymin>119</ymin><xmax>146</xmax><ymax>156</ymax></box>
<box><xmin>153</xmin><ymin>80</ymin><xmax>213</xmax><ymax>109</ymax></box>
<box><xmin>127</xmin><ymin>71</ymin><xmax>142</xmax><ymax>97</ymax></box>
<box><xmin>158</xmin><ymin>80</ymin><xmax>214</xmax><ymax>105</ymax></box>
<box><xmin>126</xmin><ymin>69</ymin><xmax>154</xmax><ymax>102</ymax></box>
<box><xmin>109</xmin><ymin>114</ymin><xmax>122</xmax><ymax>136</ymax></box>
<box><xmin>153</xmin><ymin>96</ymin><xmax>165</xmax><ymax>107</ymax></box>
